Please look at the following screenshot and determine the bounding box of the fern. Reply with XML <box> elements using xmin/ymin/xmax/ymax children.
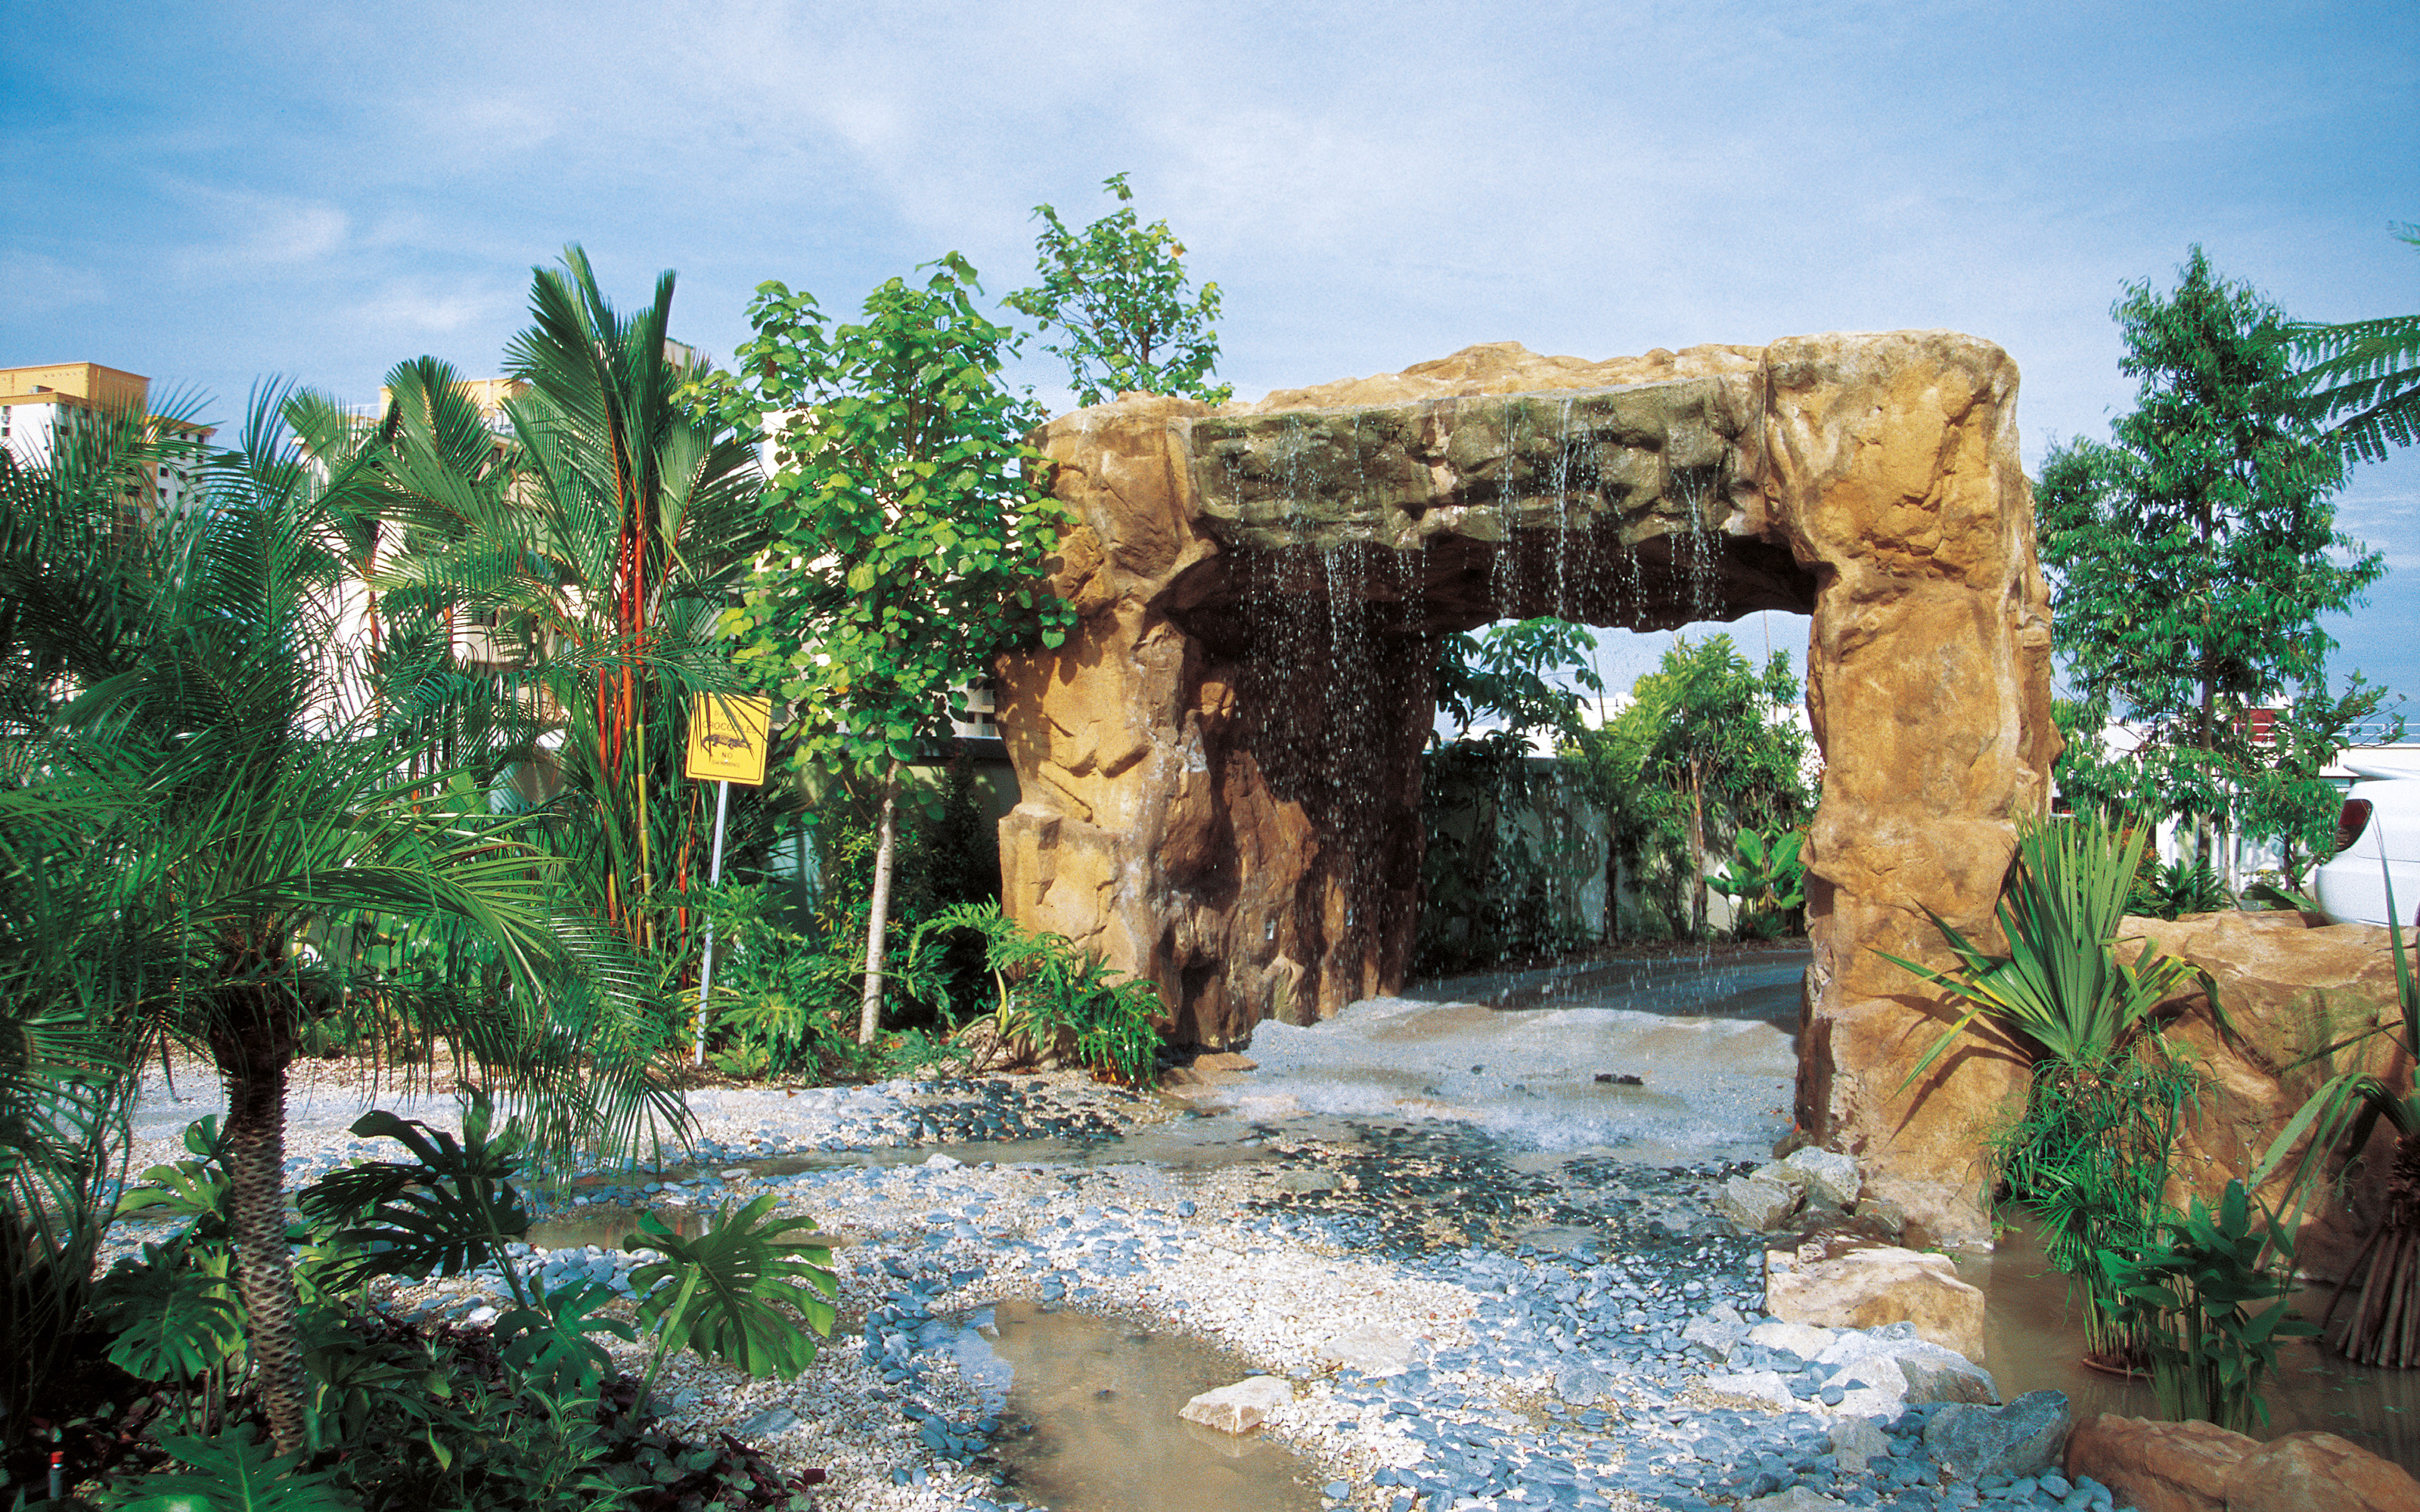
<box><xmin>2287</xmin><ymin>223</ymin><xmax>2420</xmax><ymax>463</ymax></box>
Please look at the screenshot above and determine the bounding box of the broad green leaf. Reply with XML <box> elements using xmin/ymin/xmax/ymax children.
<box><xmin>627</xmin><ymin>1194</ymin><xmax>837</xmax><ymax>1379</ymax></box>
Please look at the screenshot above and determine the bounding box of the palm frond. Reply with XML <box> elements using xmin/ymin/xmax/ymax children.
<box><xmin>2285</xmin><ymin>225</ymin><xmax>2420</xmax><ymax>463</ymax></box>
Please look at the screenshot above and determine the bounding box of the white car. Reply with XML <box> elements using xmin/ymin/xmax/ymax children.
<box><xmin>2313</xmin><ymin>764</ymin><xmax>2420</xmax><ymax>928</ymax></box>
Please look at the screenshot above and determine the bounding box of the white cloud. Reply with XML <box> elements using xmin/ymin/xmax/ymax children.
<box><xmin>169</xmin><ymin>190</ymin><xmax>351</xmax><ymax>275</ymax></box>
<box><xmin>348</xmin><ymin>278</ymin><xmax>510</xmax><ymax>337</ymax></box>
<box><xmin>3</xmin><ymin>252</ymin><xmax>108</xmax><ymax>314</ymax></box>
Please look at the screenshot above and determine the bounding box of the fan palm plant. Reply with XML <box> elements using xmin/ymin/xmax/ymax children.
<box><xmin>1882</xmin><ymin>813</ymin><xmax>2199</xmax><ymax>1081</ymax></box>
<box><xmin>6</xmin><ymin>385</ymin><xmax>683</xmax><ymax>1455</ymax></box>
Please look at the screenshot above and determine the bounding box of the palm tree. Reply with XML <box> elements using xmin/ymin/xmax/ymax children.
<box><xmin>0</xmin><ymin>398</ymin><xmax>176</xmax><ymax>1458</ymax></box>
<box><xmin>377</xmin><ymin>249</ymin><xmax>767</xmax><ymax>968</ymax></box>
<box><xmin>2288</xmin><ymin>222</ymin><xmax>2420</xmax><ymax>462</ymax></box>
<box><xmin>6</xmin><ymin>385</ymin><xmax>681</xmax><ymax>1454</ymax></box>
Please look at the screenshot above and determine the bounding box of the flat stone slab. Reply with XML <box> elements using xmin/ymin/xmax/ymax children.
<box><xmin>1318</xmin><ymin>1324</ymin><xmax>1425</xmax><ymax>1377</ymax></box>
<box><xmin>1766</xmin><ymin>1241</ymin><xmax>1987</xmax><ymax>1362</ymax></box>
<box><xmin>1178</xmin><ymin>1375</ymin><xmax>1294</xmax><ymax>1433</ymax></box>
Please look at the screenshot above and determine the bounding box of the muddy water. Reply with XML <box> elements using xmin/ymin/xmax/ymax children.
<box><xmin>1965</xmin><ymin>1213</ymin><xmax>2420</xmax><ymax>1470</ymax></box>
<box><xmin>948</xmin><ymin>1300</ymin><xmax>1320</xmax><ymax>1512</ymax></box>
<box><xmin>525</xmin><ymin>1205</ymin><xmax>746</xmax><ymax>1250</ymax></box>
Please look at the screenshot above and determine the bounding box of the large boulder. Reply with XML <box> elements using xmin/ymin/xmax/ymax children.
<box><xmin>1764</xmin><ymin>1240</ymin><xmax>1989</xmax><ymax>1362</ymax></box>
<box><xmin>2124</xmin><ymin>911</ymin><xmax>2418</xmax><ymax>1280</ymax></box>
<box><xmin>1719</xmin><ymin>1175</ymin><xmax>1804</xmax><ymax>1232</ymax></box>
<box><xmin>2065</xmin><ymin>1413</ymin><xmax>2420</xmax><ymax>1512</ymax></box>
<box><xmin>2229</xmin><ymin>1432</ymin><xmax>2420</xmax><ymax>1512</ymax></box>
<box><xmin>2065</xmin><ymin>1414</ymin><xmax>2244</xmax><ymax>1512</ymax></box>
<box><xmin>1922</xmin><ymin>1390</ymin><xmax>2072</xmax><ymax>1481</ymax></box>
<box><xmin>2226</xmin><ymin>1422</ymin><xmax>2420</xmax><ymax>1509</ymax></box>
<box><xmin>1814</xmin><ymin>1327</ymin><xmax>1998</xmax><ymax>1405</ymax></box>
<box><xmin>1782</xmin><ymin>1146</ymin><xmax>1863</xmax><ymax>1210</ymax></box>
<box><xmin>992</xmin><ymin>333</ymin><xmax>2052</xmax><ymax>1244</ymax></box>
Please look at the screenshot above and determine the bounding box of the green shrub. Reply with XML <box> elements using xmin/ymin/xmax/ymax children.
<box><xmin>1708</xmin><ymin>828</ymin><xmax>1807</xmax><ymax>940</ymax></box>
<box><xmin>2129</xmin><ymin>854</ymin><xmax>2235</xmax><ymax>919</ymax></box>
<box><xmin>92</xmin><ymin>1108</ymin><xmax>837</xmax><ymax>1509</ymax></box>
<box><xmin>1418</xmin><ymin>734</ymin><xmax>1602</xmax><ymax>971</ymax></box>
<box><xmin>1996</xmin><ymin>1044</ymin><xmax>2201</xmax><ymax>1362</ymax></box>
<box><xmin>1883</xmin><ymin>810</ymin><xmax>2211</xmax><ymax>1368</ymax></box>
<box><xmin>2097</xmin><ymin>1179</ymin><xmax>2316</xmax><ymax>1432</ymax></box>
<box><xmin>916</xmin><ymin>902</ymin><xmax>1165</xmax><ymax>1085</ymax></box>
<box><xmin>693</xmin><ymin>881</ymin><xmax>929</xmax><ymax>1081</ymax></box>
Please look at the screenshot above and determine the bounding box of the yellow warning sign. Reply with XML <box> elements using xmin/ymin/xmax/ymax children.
<box><xmin>683</xmin><ymin>693</ymin><xmax>771</xmax><ymax>785</ymax></box>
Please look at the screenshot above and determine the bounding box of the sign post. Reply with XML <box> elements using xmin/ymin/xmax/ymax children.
<box><xmin>683</xmin><ymin>692</ymin><xmax>771</xmax><ymax>1067</ymax></box>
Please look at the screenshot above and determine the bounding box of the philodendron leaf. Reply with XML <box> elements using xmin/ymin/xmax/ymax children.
<box><xmin>103</xmin><ymin>1423</ymin><xmax>357</xmax><ymax>1511</ymax></box>
<box><xmin>495</xmin><ymin>1279</ymin><xmax>635</xmax><ymax>1396</ymax></box>
<box><xmin>299</xmin><ymin>1103</ymin><xmax>530</xmax><ymax>1288</ymax></box>
<box><xmin>627</xmin><ymin>1194</ymin><xmax>838</xmax><ymax>1380</ymax></box>
<box><xmin>89</xmin><ymin>1245</ymin><xmax>247</xmax><ymax>1383</ymax></box>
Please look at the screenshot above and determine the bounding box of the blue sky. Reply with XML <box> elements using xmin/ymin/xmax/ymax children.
<box><xmin>7</xmin><ymin>1</ymin><xmax>2415</xmax><ymax>711</ymax></box>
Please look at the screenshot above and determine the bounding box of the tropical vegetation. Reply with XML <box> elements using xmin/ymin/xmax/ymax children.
<box><xmin>1419</xmin><ymin>618</ymin><xmax>1609</xmax><ymax>971</ymax></box>
<box><xmin>1570</xmin><ymin>634</ymin><xmax>1813</xmax><ymax>941</ymax></box>
<box><xmin>2038</xmin><ymin>247</ymin><xmax>2391</xmax><ymax>877</ymax></box>
<box><xmin>719</xmin><ymin>254</ymin><xmax>1076</xmax><ymax>1047</ymax></box>
<box><xmin>0</xmin><ymin>240</ymin><xmax>1155</xmax><ymax>1500</ymax></box>
<box><xmin>2257</xmin><ymin>869</ymin><xmax>2420</xmax><ymax>1367</ymax></box>
<box><xmin>79</xmin><ymin>1105</ymin><xmax>836</xmax><ymax>1507</ymax></box>
<box><xmin>2286</xmin><ymin>221</ymin><xmax>2420</xmax><ymax>463</ymax></box>
<box><xmin>1875</xmin><ymin>809</ymin><xmax>2333</xmax><ymax>1425</ymax></box>
<box><xmin>1004</xmin><ymin>172</ymin><xmax>1233</xmax><ymax>407</ymax></box>
<box><xmin>1879</xmin><ymin>813</ymin><xmax>2206</xmax><ymax>1362</ymax></box>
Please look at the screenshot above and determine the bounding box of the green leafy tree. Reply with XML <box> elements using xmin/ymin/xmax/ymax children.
<box><xmin>1005</xmin><ymin>172</ymin><xmax>1233</xmax><ymax>407</ymax></box>
<box><xmin>2040</xmin><ymin>248</ymin><xmax>2386</xmax><ymax>861</ymax></box>
<box><xmin>1624</xmin><ymin>636</ymin><xmax>1812</xmax><ymax>936</ymax></box>
<box><xmin>2287</xmin><ymin>222</ymin><xmax>2420</xmax><ymax>462</ymax></box>
<box><xmin>724</xmin><ymin>254</ymin><xmax>1076</xmax><ymax>1045</ymax></box>
<box><xmin>1434</xmin><ymin>617</ymin><xmax>1602</xmax><ymax>740</ymax></box>
<box><xmin>1421</xmin><ymin>619</ymin><xmax>1606</xmax><ymax>968</ymax></box>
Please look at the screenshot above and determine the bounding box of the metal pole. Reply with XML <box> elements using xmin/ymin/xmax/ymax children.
<box><xmin>693</xmin><ymin>779</ymin><xmax>732</xmax><ymax>1067</ymax></box>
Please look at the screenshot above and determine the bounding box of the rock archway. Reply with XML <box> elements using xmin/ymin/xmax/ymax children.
<box><xmin>993</xmin><ymin>331</ymin><xmax>2058</xmax><ymax>1241</ymax></box>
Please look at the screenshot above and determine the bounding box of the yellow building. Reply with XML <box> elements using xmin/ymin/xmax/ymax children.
<box><xmin>0</xmin><ymin>360</ymin><xmax>151</xmax><ymax>411</ymax></box>
<box><xmin>372</xmin><ymin>342</ymin><xmax>698</xmax><ymax>428</ymax></box>
<box><xmin>1</xmin><ymin>361</ymin><xmax>214</xmax><ymax>512</ymax></box>
<box><xmin>373</xmin><ymin>373</ymin><xmax>529</xmax><ymax>429</ymax></box>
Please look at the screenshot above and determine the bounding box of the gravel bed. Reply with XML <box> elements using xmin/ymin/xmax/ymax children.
<box><xmin>115</xmin><ymin>1046</ymin><xmax>2114</xmax><ymax>1512</ymax></box>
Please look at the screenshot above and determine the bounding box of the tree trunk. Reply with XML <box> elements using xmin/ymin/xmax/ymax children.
<box><xmin>222</xmin><ymin>1034</ymin><xmax>306</xmax><ymax>1454</ymax></box>
<box><xmin>1687</xmin><ymin>763</ymin><xmax>1708</xmax><ymax>938</ymax></box>
<box><xmin>858</xmin><ymin>762</ymin><xmax>901</xmax><ymax>1046</ymax></box>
